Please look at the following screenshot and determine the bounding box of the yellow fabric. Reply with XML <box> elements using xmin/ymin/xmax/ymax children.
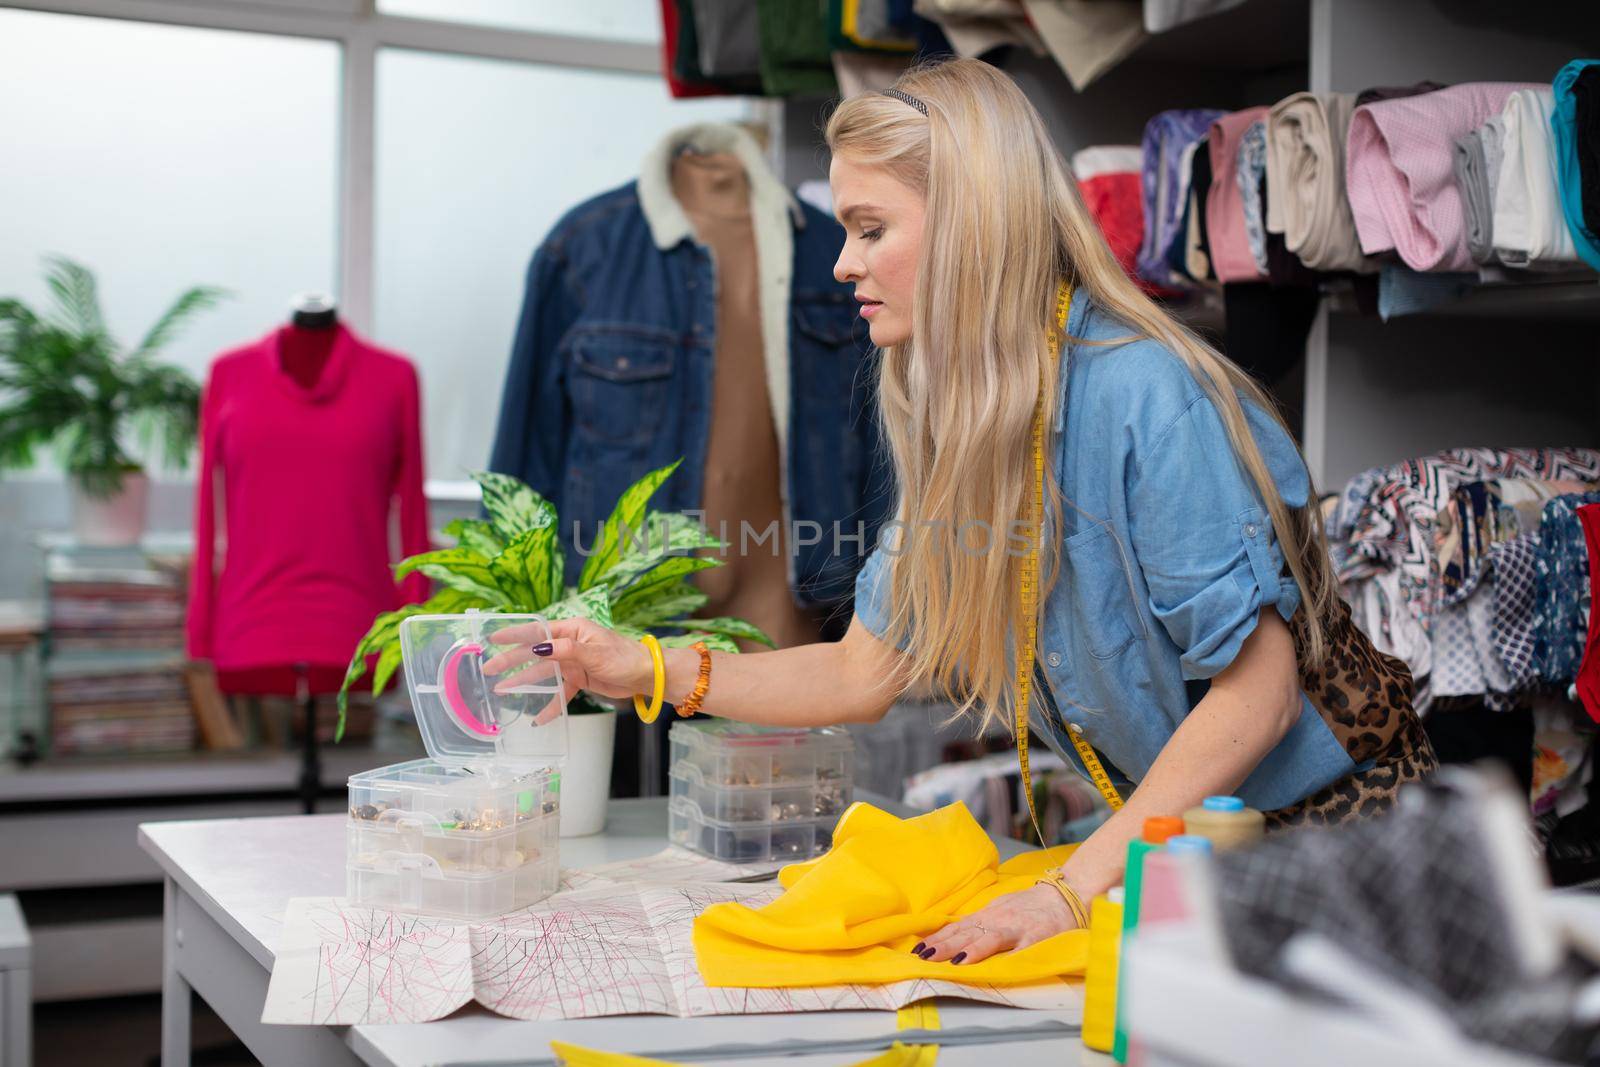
<box><xmin>694</xmin><ymin>802</ymin><xmax>1090</xmax><ymax>987</ymax></box>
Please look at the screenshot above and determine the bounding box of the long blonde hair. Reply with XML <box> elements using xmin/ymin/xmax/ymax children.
<box><xmin>826</xmin><ymin>58</ymin><xmax>1338</xmax><ymax>733</ymax></box>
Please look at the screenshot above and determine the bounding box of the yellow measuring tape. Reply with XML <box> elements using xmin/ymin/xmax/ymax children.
<box><xmin>1017</xmin><ymin>284</ymin><xmax>1123</xmax><ymax>845</ymax></box>
<box><xmin>548</xmin><ymin>1002</ymin><xmax>941</xmax><ymax>1066</ymax></box>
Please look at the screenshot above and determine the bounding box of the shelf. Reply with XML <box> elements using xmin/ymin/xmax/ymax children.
<box><xmin>0</xmin><ymin>742</ymin><xmax>422</xmax><ymax>805</ymax></box>
<box><xmin>1411</xmin><ymin>278</ymin><xmax>1600</xmax><ymax>320</ymax></box>
<box><xmin>1133</xmin><ymin>0</ymin><xmax>1310</xmax><ymax>73</ymax></box>
<box><xmin>1323</xmin><ymin>277</ymin><xmax>1600</xmax><ymax>321</ymax></box>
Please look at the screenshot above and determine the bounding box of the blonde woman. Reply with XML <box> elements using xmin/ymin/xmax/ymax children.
<box><xmin>487</xmin><ymin>59</ymin><xmax>1436</xmax><ymax>964</ymax></box>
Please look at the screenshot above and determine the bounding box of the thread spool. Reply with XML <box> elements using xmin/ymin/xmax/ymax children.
<box><xmin>1180</xmin><ymin>795</ymin><xmax>1265</xmax><ymax>851</ymax></box>
<box><xmin>1081</xmin><ymin>886</ymin><xmax>1124</xmax><ymax>1052</ymax></box>
<box><xmin>1113</xmin><ymin>816</ymin><xmax>1184</xmax><ymax>1062</ymax></box>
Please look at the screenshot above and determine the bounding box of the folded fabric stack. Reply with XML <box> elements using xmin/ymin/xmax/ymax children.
<box><xmin>1117</xmin><ymin>66</ymin><xmax>1599</xmax><ymax>334</ymax></box>
<box><xmin>1072</xmin><ymin>144</ymin><xmax>1187</xmax><ymax>297</ymax></box>
<box><xmin>664</xmin><ymin>0</ymin><xmax>1259</xmax><ymax>100</ymax></box>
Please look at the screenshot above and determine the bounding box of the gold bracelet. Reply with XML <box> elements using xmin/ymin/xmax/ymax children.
<box><xmin>1036</xmin><ymin>869</ymin><xmax>1089</xmax><ymax>928</ymax></box>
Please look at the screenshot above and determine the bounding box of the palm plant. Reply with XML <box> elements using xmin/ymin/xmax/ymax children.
<box><xmin>336</xmin><ymin>461</ymin><xmax>773</xmax><ymax>740</ymax></box>
<box><xmin>0</xmin><ymin>256</ymin><xmax>226</xmax><ymax>496</ymax></box>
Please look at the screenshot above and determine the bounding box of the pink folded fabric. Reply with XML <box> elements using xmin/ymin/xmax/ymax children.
<box><xmin>1206</xmin><ymin>107</ymin><xmax>1270</xmax><ymax>282</ymax></box>
<box><xmin>1345</xmin><ymin>83</ymin><xmax>1540</xmax><ymax>272</ymax></box>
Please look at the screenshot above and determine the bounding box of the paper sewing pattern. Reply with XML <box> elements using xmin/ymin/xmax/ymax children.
<box><xmin>263</xmin><ymin>877</ymin><xmax>1077</xmax><ymax>1024</ymax></box>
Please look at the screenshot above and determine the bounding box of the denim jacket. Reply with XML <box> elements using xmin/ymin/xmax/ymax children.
<box><xmin>855</xmin><ymin>294</ymin><xmax>1358</xmax><ymax>811</ymax></box>
<box><xmin>490</xmin><ymin>125</ymin><xmax>891</xmax><ymax>614</ymax></box>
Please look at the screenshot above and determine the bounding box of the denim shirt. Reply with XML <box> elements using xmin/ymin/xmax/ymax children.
<box><xmin>488</xmin><ymin>179</ymin><xmax>892</xmax><ymax>613</ymax></box>
<box><xmin>854</xmin><ymin>295</ymin><xmax>1357</xmax><ymax>810</ymax></box>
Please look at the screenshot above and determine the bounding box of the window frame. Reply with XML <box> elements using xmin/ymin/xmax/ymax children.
<box><xmin>3</xmin><ymin>0</ymin><xmax>782</xmax><ymax>344</ymax></box>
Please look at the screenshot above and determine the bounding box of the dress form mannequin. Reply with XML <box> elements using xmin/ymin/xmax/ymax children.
<box><xmin>215</xmin><ymin>294</ymin><xmax>346</xmax><ymax>811</ymax></box>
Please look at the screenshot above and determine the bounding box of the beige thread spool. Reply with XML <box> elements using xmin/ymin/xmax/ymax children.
<box><xmin>1180</xmin><ymin>795</ymin><xmax>1265</xmax><ymax>851</ymax></box>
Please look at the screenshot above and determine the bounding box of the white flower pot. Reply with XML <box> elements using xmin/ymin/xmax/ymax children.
<box><xmin>559</xmin><ymin>705</ymin><xmax>617</xmax><ymax>838</ymax></box>
<box><xmin>71</xmin><ymin>471</ymin><xmax>149</xmax><ymax>547</ymax></box>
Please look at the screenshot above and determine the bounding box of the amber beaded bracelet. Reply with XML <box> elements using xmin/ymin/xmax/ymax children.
<box><xmin>676</xmin><ymin>641</ymin><xmax>712</xmax><ymax>717</ymax></box>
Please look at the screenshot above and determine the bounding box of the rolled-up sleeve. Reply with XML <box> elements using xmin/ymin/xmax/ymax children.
<box><xmin>1127</xmin><ymin>393</ymin><xmax>1310</xmax><ymax>680</ymax></box>
<box><xmin>852</xmin><ymin>547</ymin><xmax>894</xmax><ymax>640</ymax></box>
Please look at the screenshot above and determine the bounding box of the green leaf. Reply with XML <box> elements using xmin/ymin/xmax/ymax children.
<box><xmin>128</xmin><ymin>285</ymin><xmax>229</xmax><ymax>362</ymax></box>
<box><xmin>578</xmin><ymin>460</ymin><xmax>682</xmax><ymax>592</ymax></box>
<box><xmin>492</xmin><ymin>525</ymin><xmax>562</xmax><ymax>609</ymax></box>
<box><xmin>612</xmin><ymin>556</ymin><xmax>721</xmax><ymax>610</ymax></box>
<box><xmin>420</xmin><ymin>586</ymin><xmax>484</xmax><ymax>613</ymax></box>
<box><xmin>336</xmin><ymin>604</ymin><xmax>429</xmax><ymax>739</ymax></box>
<box><xmin>42</xmin><ymin>256</ymin><xmax>105</xmax><ymax>339</ymax></box>
<box><xmin>660</xmin><ymin>631</ymin><xmax>740</xmax><ymax>654</ymax></box>
<box><xmin>543</xmin><ymin>585</ymin><xmax>614</xmax><ymax>629</ymax></box>
<box><xmin>677</xmin><ymin>616</ymin><xmax>777</xmax><ymax>648</ymax></box>
<box><xmin>443</xmin><ymin>518</ymin><xmax>505</xmax><ymax>558</ymax></box>
<box><xmin>617</xmin><ymin>583</ymin><xmax>708</xmax><ymax>628</ymax></box>
<box><xmin>395</xmin><ymin>547</ymin><xmax>493</xmax><ymax>583</ymax></box>
<box><xmin>419</xmin><ymin>567</ymin><xmax>507</xmax><ymax>603</ymax></box>
<box><xmin>471</xmin><ymin>469</ymin><xmax>557</xmax><ymax>541</ymax></box>
<box><xmin>603</xmin><ymin>515</ymin><xmax>724</xmax><ymax>592</ymax></box>
<box><xmin>370</xmin><ymin>643</ymin><xmax>403</xmax><ymax>699</ymax></box>
<box><xmin>395</xmin><ymin>548</ymin><xmax>506</xmax><ymax>602</ymax></box>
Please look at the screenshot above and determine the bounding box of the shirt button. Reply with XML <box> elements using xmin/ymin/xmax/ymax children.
<box><xmin>1244</xmin><ymin>523</ymin><xmax>1258</xmax><ymax>538</ymax></box>
<box><xmin>616</xmin><ymin>357</ymin><xmax>631</xmax><ymax>370</ymax></box>
<box><xmin>1068</xmin><ymin>722</ymin><xmax>1084</xmax><ymax>735</ymax></box>
<box><xmin>1046</xmin><ymin>651</ymin><xmax>1063</xmax><ymax>668</ymax></box>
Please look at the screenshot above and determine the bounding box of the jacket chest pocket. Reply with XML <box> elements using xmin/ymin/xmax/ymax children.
<box><xmin>791</xmin><ymin>291</ymin><xmax>868</xmax><ymax>402</ymax></box>
<box><xmin>568</xmin><ymin>328</ymin><xmax>678</xmax><ymax>447</ymax></box>
<box><xmin>1060</xmin><ymin>522</ymin><xmax>1145</xmax><ymax>663</ymax></box>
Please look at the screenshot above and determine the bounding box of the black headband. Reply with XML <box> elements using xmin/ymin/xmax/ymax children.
<box><xmin>880</xmin><ymin>88</ymin><xmax>929</xmax><ymax>116</ymax></box>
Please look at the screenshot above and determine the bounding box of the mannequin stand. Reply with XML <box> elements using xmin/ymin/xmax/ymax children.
<box><xmin>215</xmin><ymin>662</ymin><xmax>347</xmax><ymax>815</ymax></box>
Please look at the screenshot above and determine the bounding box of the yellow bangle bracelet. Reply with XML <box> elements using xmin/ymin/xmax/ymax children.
<box><xmin>632</xmin><ymin>634</ymin><xmax>666</xmax><ymax>724</ymax></box>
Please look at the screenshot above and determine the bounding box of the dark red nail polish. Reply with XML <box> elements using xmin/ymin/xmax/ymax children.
<box><xmin>918</xmin><ymin>947</ymin><xmax>936</xmax><ymax>959</ymax></box>
<box><xmin>911</xmin><ymin>942</ymin><xmax>926</xmax><ymax>955</ymax></box>
<box><xmin>532</xmin><ymin>642</ymin><xmax>554</xmax><ymax>656</ymax></box>
<box><xmin>950</xmin><ymin>952</ymin><xmax>967</xmax><ymax>964</ymax></box>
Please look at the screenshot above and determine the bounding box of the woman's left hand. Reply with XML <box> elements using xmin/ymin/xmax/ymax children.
<box><xmin>913</xmin><ymin>884</ymin><xmax>1079</xmax><ymax>965</ymax></box>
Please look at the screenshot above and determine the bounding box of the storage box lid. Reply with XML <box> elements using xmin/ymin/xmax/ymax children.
<box><xmin>398</xmin><ymin>613</ymin><xmax>567</xmax><ymax>772</ymax></box>
<box><xmin>669</xmin><ymin>719</ymin><xmax>853</xmax><ymax>749</ymax></box>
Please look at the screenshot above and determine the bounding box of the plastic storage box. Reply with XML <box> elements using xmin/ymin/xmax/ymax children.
<box><xmin>667</xmin><ymin>721</ymin><xmax>853</xmax><ymax>862</ymax></box>
<box><xmin>346</xmin><ymin>613</ymin><xmax>568</xmax><ymax>919</ymax></box>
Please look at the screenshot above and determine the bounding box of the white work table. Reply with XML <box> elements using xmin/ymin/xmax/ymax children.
<box><xmin>138</xmin><ymin>796</ymin><xmax>1084</xmax><ymax>1067</ymax></box>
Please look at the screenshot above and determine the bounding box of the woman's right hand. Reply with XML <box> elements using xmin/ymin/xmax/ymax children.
<box><xmin>482</xmin><ymin>618</ymin><xmax>653</xmax><ymax>704</ymax></box>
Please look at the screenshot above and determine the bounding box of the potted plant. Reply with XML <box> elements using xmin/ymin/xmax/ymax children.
<box><xmin>0</xmin><ymin>256</ymin><xmax>225</xmax><ymax>546</ymax></box>
<box><xmin>337</xmin><ymin>460</ymin><xmax>773</xmax><ymax>836</ymax></box>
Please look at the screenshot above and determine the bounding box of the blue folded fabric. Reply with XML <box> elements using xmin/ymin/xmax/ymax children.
<box><xmin>1552</xmin><ymin>59</ymin><xmax>1600</xmax><ymax>271</ymax></box>
<box><xmin>1137</xmin><ymin>108</ymin><xmax>1227</xmax><ymax>285</ymax></box>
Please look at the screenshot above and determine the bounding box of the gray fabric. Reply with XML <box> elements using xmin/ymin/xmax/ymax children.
<box><xmin>1455</xmin><ymin>127</ymin><xmax>1497</xmax><ymax>263</ymax></box>
<box><xmin>1142</xmin><ymin>0</ymin><xmax>1246</xmax><ymax>33</ymax></box>
<box><xmin>692</xmin><ymin>0</ymin><xmax>762</xmax><ymax>79</ymax></box>
<box><xmin>854</xmin><ymin>0</ymin><xmax>900</xmax><ymax>42</ymax></box>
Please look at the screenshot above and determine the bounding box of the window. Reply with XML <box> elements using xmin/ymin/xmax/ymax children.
<box><xmin>372</xmin><ymin>49</ymin><xmax>752</xmax><ymax>479</ymax></box>
<box><xmin>378</xmin><ymin>0</ymin><xmax>663</xmax><ymax>44</ymax></box>
<box><xmin>0</xmin><ymin>10</ymin><xmax>340</xmax><ymax>397</ymax></box>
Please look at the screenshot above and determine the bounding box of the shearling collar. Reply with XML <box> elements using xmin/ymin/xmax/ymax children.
<box><xmin>637</xmin><ymin>122</ymin><xmax>806</xmax><ymax>250</ymax></box>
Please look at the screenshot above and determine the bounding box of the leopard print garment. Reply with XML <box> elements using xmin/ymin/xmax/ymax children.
<box><xmin>1264</xmin><ymin>596</ymin><xmax>1438</xmax><ymax>830</ymax></box>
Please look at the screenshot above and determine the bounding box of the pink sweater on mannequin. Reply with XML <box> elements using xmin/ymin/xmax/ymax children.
<box><xmin>185</xmin><ymin>323</ymin><xmax>431</xmax><ymax>679</ymax></box>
